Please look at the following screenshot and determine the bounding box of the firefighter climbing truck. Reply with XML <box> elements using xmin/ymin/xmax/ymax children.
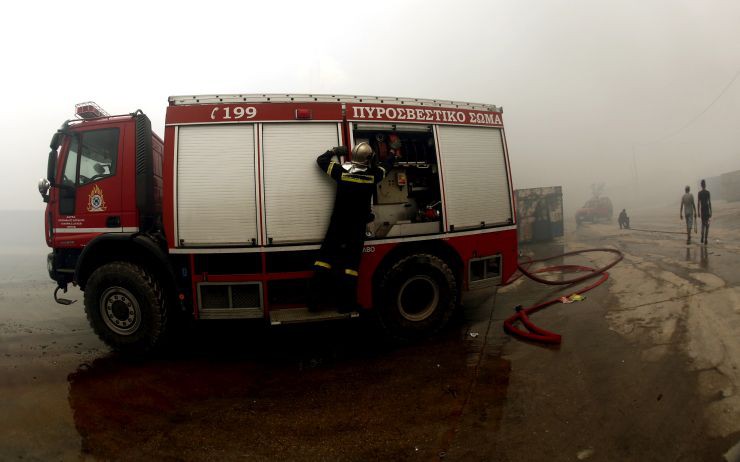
<box><xmin>39</xmin><ymin>95</ymin><xmax>518</xmax><ymax>352</ymax></box>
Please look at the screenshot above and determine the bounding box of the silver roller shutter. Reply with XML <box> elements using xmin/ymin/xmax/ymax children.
<box><xmin>262</xmin><ymin>123</ymin><xmax>340</xmax><ymax>244</ymax></box>
<box><xmin>437</xmin><ymin>126</ymin><xmax>512</xmax><ymax>230</ymax></box>
<box><xmin>177</xmin><ymin>124</ymin><xmax>257</xmax><ymax>246</ymax></box>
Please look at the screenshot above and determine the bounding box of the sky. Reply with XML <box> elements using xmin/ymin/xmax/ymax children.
<box><xmin>2</xmin><ymin>0</ymin><xmax>740</xmax><ymax>213</ymax></box>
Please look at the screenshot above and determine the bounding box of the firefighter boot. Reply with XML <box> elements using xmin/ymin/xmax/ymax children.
<box><xmin>338</xmin><ymin>270</ymin><xmax>360</xmax><ymax>314</ymax></box>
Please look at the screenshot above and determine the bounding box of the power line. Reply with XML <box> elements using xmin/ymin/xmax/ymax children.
<box><xmin>635</xmin><ymin>64</ymin><xmax>740</xmax><ymax>147</ymax></box>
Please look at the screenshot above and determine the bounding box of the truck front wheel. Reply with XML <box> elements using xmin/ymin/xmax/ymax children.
<box><xmin>84</xmin><ymin>262</ymin><xmax>168</xmax><ymax>353</ymax></box>
<box><xmin>376</xmin><ymin>253</ymin><xmax>458</xmax><ymax>341</ymax></box>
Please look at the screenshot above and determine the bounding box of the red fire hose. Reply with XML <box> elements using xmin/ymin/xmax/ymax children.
<box><xmin>502</xmin><ymin>248</ymin><xmax>623</xmax><ymax>344</ymax></box>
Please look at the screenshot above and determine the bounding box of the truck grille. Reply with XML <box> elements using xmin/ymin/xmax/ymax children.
<box><xmin>198</xmin><ymin>283</ymin><xmax>262</xmax><ymax>310</ymax></box>
<box><xmin>231</xmin><ymin>284</ymin><xmax>261</xmax><ymax>308</ymax></box>
<box><xmin>200</xmin><ymin>285</ymin><xmax>229</xmax><ymax>309</ymax></box>
<box><xmin>469</xmin><ymin>255</ymin><xmax>502</xmax><ymax>288</ymax></box>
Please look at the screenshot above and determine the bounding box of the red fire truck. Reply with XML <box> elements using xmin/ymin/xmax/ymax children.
<box><xmin>39</xmin><ymin>95</ymin><xmax>518</xmax><ymax>352</ymax></box>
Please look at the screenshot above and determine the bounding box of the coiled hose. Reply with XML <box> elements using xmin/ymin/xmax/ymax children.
<box><xmin>502</xmin><ymin>248</ymin><xmax>623</xmax><ymax>344</ymax></box>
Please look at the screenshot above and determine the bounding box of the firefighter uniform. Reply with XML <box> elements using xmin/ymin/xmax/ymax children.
<box><xmin>311</xmin><ymin>146</ymin><xmax>393</xmax><ymax>311</ymax></box>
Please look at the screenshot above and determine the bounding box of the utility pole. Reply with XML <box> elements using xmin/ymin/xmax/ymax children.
<box><xmin>632</xmin><ymin>144</ymin><xmax>640</xmax><ymax>210</ymax></box>
<box><xmin>632</xmin><ymin>144</ymin><xmax>639</xmax><ymax>185</ymax></box>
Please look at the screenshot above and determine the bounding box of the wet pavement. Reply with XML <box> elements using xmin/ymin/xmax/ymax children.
<box><xmin>1</xmin><ymin>204</ymin><xmax>740</xmax><ymax>461</ymax></box>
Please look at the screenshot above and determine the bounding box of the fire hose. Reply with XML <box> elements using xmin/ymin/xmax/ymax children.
<box><xmin>502</xmin><ymin>248</ymin><xmax>623</xmax><ymax>344</ymax></box>
<box><xmin>627</xmin><ymin>227</ymin><xmax>687</xmax><ymax>235</ymax></box>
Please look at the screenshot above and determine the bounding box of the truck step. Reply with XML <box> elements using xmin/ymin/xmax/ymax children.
<box><xmin>269</xmin><ymin>307</ymin><xmax>360</xmax><ymax>325</ymax></box>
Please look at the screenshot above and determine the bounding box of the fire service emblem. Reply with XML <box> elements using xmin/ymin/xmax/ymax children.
<box><xmin>87</xmin><ymin>185</ymin><xmax>107</xmax><ymax>212</ymax></box>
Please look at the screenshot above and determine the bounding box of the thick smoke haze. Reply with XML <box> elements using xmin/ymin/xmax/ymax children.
<box><xmin>2</xmin><ymin>0</ymin><xmax>739</xmax><ymax>216</ymax></box>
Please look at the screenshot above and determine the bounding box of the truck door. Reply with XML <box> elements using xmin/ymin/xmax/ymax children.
<box><xmin>54</xmin><ymin>126</ymin><xmax>124</xmax><ymax>246</ymax></box>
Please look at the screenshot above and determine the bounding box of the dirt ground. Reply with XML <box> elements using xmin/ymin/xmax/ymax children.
<box><xmin>1</xmin><ymin>203</ymin><xmax>739</xmax><ymax>461</ymax></box>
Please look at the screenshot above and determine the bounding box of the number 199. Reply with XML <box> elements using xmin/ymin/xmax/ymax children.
<box><xmin>223</xmin><ymin>106</ymin><xmax>257</xmax><ymax>119</ymax></box>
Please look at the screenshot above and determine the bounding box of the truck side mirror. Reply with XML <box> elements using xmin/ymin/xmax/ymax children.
<box><xmin>50</xmin><ymin>132</ymin><xmax>61</xmax><ymax>150</ymax></box>
<box><xmin>38</xmin><ymin>178</ymin><xmax>50</xmax><ymax>202</ymax></box>
<box><xmin>46</xmin><ymin>149</ymin><xmax>57</xmax><ymax>185</ymax></box>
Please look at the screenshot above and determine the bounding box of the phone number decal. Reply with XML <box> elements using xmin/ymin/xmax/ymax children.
<box><xmin>210</xmin><ymin>106</ymin><xmax>257</xmax><ymax>120</ymax></box>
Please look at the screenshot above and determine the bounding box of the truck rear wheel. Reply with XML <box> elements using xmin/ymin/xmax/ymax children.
<box><xmin>84</xmin><ymin>261</ymin><xmax>168</xmax><ymax>353</ymax></box>
<box><xmin>376</xmin><ymin>253</ymin><xmax>458</xmax><ymax>341</ymax></box>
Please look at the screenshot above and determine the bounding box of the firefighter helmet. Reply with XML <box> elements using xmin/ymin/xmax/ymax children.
<box><xmin>351</xmin><ymin>142</ymin><xmax>374</xmax><ymax>170</ymax></box>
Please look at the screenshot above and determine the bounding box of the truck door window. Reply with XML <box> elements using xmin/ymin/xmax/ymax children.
<box><xmin>78</xmin><ymin>128</ymin><xmax>119</xmax><ymax>185</ymax></box>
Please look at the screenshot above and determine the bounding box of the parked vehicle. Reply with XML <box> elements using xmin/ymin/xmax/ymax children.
<box><xmin>39</xmin><ymin>95</ymin><xmax>518</xmax><ymax>352</ymax></box>
<box><xmin>575</xmin><ymin>196</ymin><xmax>613</xmax><ymax>225</ymax></box>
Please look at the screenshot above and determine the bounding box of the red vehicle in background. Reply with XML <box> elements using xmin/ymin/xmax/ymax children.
<box><xmin>575</xmin><ymin>196</ymin><xmax>613</xmax><ymax>225</ymax></box>
<box><xmin>39</xmin><ymin>95</ymin><xmax>518</xmax><ymax>353</ymax></box>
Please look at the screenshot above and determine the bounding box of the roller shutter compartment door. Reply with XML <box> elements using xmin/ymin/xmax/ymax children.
<box><xmin>437</xmin><ymin>126</ymin><xmax>512</xmax><ymax>230</ymax></box>
<box><xmin>262</xmin><ymin>123</ymin><xmax>340</xmax><ymax>244</ymax></box>
<box><xmin>177</xmin><ymin>125</ymin><xmax>257</xmax><ymax>246</ymax></box>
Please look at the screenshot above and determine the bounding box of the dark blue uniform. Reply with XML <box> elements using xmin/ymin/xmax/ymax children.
<box><xmin>698</xmin><ymin>189</ymin><xmax>712</xmax><ymax>244</ymax></box>
<box><xmin>310</xmin><ymin>147</ymin><xmax>392</xmax><ymax>310</ymax></box>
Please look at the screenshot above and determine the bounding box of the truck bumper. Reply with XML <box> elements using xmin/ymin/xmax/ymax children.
<box><xmin>47</xmin><ymin>250</ymin><xmax>76</xmax><ymax>285</ymax></box>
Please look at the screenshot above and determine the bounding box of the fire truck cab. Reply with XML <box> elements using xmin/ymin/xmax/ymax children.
<box><xmin>41</xmin><ymin>95</ymin><xmax>518</xmax><ymax>353</ymax></box>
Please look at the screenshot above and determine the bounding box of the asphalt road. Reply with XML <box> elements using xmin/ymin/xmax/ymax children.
<box><xmin>1</xmin><ymin>204</ymin><xmax>739</xmax><ymax>461</ymax></box>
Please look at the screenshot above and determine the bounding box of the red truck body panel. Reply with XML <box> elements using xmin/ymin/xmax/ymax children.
<box><xmin>161</xmin><ymin>99</ymin><xmax>516</xmax><ymax>318</ymax></box>
<box><xmin>46</xmin><ymin>95</ymin><xmax>517</xmax><ymax>328</ymax></box>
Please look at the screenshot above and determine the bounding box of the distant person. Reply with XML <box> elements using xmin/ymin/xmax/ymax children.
<box><xmin>618</xmin><ymin>209</ymin><xmax>630</xmax><ymax>229</ymax></box>
<box><xmin>698</xmin><ymin>179</ymin><xmax>712</xmax><ymax>244</ymax></box>
<box><xmin>679</xmin><ymin>185</ymin><xmax>697</xmax><ymax>244</ymax></box>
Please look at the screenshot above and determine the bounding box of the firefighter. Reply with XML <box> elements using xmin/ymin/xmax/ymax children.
<box><xmin>618</xmin><ymin>209</ymin><xmax>630</xmax><ymax>229</ymax></box>
<box><xmin>309</xmin><ymin>142</ymin><xmax>397</xmax><ymax>312</ymax></box>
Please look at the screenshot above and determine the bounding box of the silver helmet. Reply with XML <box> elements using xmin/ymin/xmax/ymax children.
<box><xmin>351</xmin><ymin>142</ymin><xmax>374</xmax><ymax>171</ymax></box>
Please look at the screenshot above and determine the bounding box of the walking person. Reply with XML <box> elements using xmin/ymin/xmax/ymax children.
<box><xmin>698</xmin><ymin>179</ymin><xmax>712</xmax><ymax>244</ymax></box>
<box><xmin>679</xmin><ymin>185</ymin><xmax>697</xmax><ymax>244</ymax></box>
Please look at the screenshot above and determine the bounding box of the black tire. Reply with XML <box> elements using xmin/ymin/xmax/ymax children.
<box><xmin>376</xmin><ymin>253</ymin><xmax>458</xmax><ymax>341</ymax></box>
<box><xmin>84</xmin><ymin>262</ymin><xmax>167</xmax><ymax>353</ymax></box>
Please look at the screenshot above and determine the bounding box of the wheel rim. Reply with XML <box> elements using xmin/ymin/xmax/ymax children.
<box><xmin>397</xmin><ymin>275</ymin><xmax>440</xmax><ymax>322</ymax></box>
<box><xmin>100</xmin><ymin>286</ymin><xmax>141</xmax><ymax>336</ymax></box>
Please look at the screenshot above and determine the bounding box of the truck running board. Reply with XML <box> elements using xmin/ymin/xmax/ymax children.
<box><xmin>269</xmin><ymin>307</ymin><xmax>359</xmax><ymax>325</ymax></box>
